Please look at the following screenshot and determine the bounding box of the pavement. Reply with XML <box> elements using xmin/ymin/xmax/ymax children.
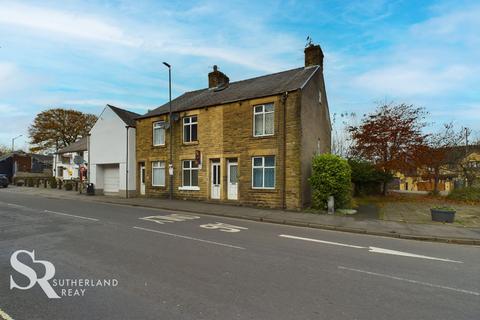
<box><xmin>3</xmin><ymin>186</ymin><xmax>480</xmax><ymax>245</ymax></box>
<box><xmin>1</xmin><ymin>189</ymin><xmax>479</xmax><ymax>319</ymax></box>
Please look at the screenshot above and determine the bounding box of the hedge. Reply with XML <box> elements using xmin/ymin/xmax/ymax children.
<box><xmin>309</xmin><ymin>154</ymin><xmax>352</xmax><ymax>209</ymax></box>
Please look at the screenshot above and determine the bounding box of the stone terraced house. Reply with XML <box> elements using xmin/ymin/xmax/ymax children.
<box><xmin>135</xmin><ymin>44</ymin><xmax>331</xmax><ymax>210</ymax></box>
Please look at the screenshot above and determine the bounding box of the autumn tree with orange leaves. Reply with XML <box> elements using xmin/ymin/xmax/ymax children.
<box><xmin>29</xmin><ymin>108</ymin><xmax>97</xmax><ymax>153</ymax></box>
<box><xmin>349</xmin><ymin>103</ymin><xmax>428</xmax><ymax>195</ymax></box>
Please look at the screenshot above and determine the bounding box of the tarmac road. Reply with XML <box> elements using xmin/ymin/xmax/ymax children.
<box><xmin>0</xmin><ymin>191</ymin><xmax>479</xmax><ymax>320</ymax></box>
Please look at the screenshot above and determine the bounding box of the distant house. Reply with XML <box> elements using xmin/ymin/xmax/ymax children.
<box><xmin>0</xmin><ymin>152</ymin><xmax>53</xmax><ymax>182</ymax></box>
<box><xmin>394</xmin><ymin>144</ymin><xmax>480</xmax><ymax>192</ymax></box>
<box><xmin>53</xmin><ymin>137</ymin><xmax>88</xmax><ymax>181</ymax></box>
<box><xmin>89</xmin><ymin>104</ymin><xmax>139</xmax><ymax>196</ymax></box>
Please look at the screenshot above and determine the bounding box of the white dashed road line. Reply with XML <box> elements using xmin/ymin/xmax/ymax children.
<box><xmin>44</xmin><ymin>210</ymin><xmax>99</xmax><ymax>222</ymax></box>
<box><xmin>338</xmin><ymin>266</ymin><xmax>479</xmax><ymax>296</ymax></box>
<box><xmin>133</xmin><ymin>226</ymin><xmax>245</xmax><ymax>250</ymax></box>
<box><xmin>0</xmin><ymin>307</ymin><xmax>14</xmax><ymax>320</ymax></box>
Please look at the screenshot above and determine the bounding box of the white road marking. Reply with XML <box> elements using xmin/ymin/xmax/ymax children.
<box><xmin>133</xmin><ymin>226</ymin><xmax>245</xmax><ymax>250</ymax></box>
<box><xmin>368</xmin><ymin>247</ymin><xmax>463</xmax><ymax>263</ymax></box>
<box><xmin>140</xmin><ymin>214</ymin><xmax>200</xmax><ymax>224</ymax></box>
<box><xmin>280</xmin><ymin>235</ymin><xmax>462</xmax><ymax>263</ymax></box>
<box><xmin>279</xmin><ymin>234</ymin><xmax>366</xmax><ymax>249</ymax></box>
<box><xmin>0</xmin><ymin>307</ymin><xmax>14</xmax><ymax>320</ymax></box>
<box><xmin>44</xmin><ymin>210</ymin><xmax>99</xmax><ymax>221</ymax></box>
<box><xmin>200</xmin><ymin>222</ymin><xmax>248</xmax><ymax>233</ymax></box>
<box><xmin>338</xmin><ymin>266</ymin><xmax>479</xmax><ymax>296</ymax></box>
<box><xmin>7</xmin><ymin>203</ymin><xmax>27</xmax><ymax>209</ymax></box>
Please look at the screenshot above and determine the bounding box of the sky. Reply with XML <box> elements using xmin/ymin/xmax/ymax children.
<box><xmin>0</xmin><ymin>0</ymin><xmax>479</xmax><ymax>150</ymax></box>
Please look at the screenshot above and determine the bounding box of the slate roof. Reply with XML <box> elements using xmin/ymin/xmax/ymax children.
<box><xmin>138</xmin><ymin>66</ymin><xmax>320</xmax><ymax>119</ymax></box>
<box><xmin>57</xmin><ymin>137</ymin><xmax>88</xmax><ymax>154</ymax></box>
<box><xmin>443</xmin><ymin>144</ymin><xmax>480</xmax><ymax>164</ymax></box>
<box><xmin>107</xmin><ymin>104</ymin><xmax>141</xmax><ymax>127</ymax></box>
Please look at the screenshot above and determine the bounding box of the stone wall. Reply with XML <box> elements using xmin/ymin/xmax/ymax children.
<box><xmin>136</xmin><ymin>92</ymin><xmax>304</xmax><ymax>209</ymax></box>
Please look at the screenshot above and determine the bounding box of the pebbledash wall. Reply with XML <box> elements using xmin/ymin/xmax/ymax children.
<box><xmin>135</xmin><ymin>46</ymin><xmax>331</xmax><ymax>210</ymax></box>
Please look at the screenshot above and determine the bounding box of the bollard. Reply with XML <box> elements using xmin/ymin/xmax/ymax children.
<box><xmin>327</xmin><ymin>196</ymin><xmax>335</xmax><ymax>214</ymax></box>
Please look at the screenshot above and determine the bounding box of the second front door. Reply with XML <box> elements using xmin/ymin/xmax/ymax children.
<box><xmin>211</xmin><ymin>160</ymin><xmax>221</xmax><ymax>199</ymax></box>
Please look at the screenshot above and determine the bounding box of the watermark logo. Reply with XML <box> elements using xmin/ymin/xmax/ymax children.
<box><xmin>10</xmin><ymin>250</ymin><xmax>60</xmax><ymax>299</ymax></box>
<box><xmin>10</xmin><ymin>250</ymin><xmax>118</xmax><ymax>299</ymax></box>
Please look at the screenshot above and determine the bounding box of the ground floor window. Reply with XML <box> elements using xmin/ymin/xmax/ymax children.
<box><xmin>152</xmin><ymin>161</ymin><xmax>165</xmax><ymax>186</ymax></box>
<box><xmin>182</xmin><ymin>160</ymin><xmax>199</xmax><ymax>187</ymax></box>
<box><xmin>252</xmin><ymin>156</ymin><xmax>275</xmax><ymax>189</ymax></box>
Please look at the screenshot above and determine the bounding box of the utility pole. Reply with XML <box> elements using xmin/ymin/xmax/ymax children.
<box><xmin>11</xmin><ymin>134</ymin><xmax>23</xmax><ymax>152</ymax></box>
<box><xmin>163</xmin><ymin>62</ymin><xmax>173</xmax><ymax>200</ymax></box>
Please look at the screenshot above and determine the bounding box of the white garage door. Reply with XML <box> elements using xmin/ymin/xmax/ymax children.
<box><xmin>103</xmin><ymin>164</ymin><xmax>120</xmax><ymax>193</ymax></box>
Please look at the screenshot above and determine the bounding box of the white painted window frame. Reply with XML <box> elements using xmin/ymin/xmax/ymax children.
<box><xmin>183</xmin><ymin>116</ymin><xmax>198</xmax><ymax>143</ymax></box>
<box><xmin>181</xmin><ymin>159</ymin><xmax>200</xmax><ymax>189</ymax></box>
<box><xmin>251</xmin><ymin>156</ymin><xmax>276</xmax><ymax>189</ymax></box>
<box><xmin>151</xmin><ymin>161</ymin><xmax>166</xmax><ymax>187</ymax></box>
<box><xmin>253</xmin><ymin>103</ymin><xmax>274</xmax><ymax>137</ymax></box>
<box><xmin>153</xmin><ymin>121</ymin><xmax>166</xmax><ymax>146</ymax></box>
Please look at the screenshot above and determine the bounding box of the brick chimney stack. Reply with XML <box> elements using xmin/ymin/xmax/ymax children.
<box><xmin>304</xmin><ymin>44</ymin><xmax>324</xmax><ymax>68</ymax></box>
<box><xmin>208</xmin><ymin>65</ymin><xmax>230</xmax><ymax>88</ymax></box>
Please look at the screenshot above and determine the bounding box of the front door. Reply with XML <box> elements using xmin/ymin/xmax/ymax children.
<box><xmin>140</xmin><ymin>163</ymin><xmax>146</xmax><ymax>195</ymax></box>
<box><xmin>227</xmin><ymin>160</ymin><xmax>238</xmax><ymax>200</ymax></box>
<box><xmin>211</xmin><ymin>161</ymin><xmax>221</xmax><ymax>199</ymax></box>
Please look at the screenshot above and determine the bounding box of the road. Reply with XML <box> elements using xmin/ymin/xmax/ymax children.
<box><xmin>0</xmin><ymin>191</ymin><xmax>479</xmax><ymax>320</ymax></box>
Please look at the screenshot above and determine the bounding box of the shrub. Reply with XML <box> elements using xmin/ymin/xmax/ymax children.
<box><xmin>43</xmin><ymin>179</ymin><xmax>48</xmax><ymax>188</ymax></box>
<box><xmin>26</xmin><ymin>178</ymin><xmax>34</xmax><ymax>187</ymax></box>
<box><xmin>447</xmin><ymin>187</ymin><xmax>480</xmax><ymax>202</ymax></box>
<box><xmin>58</xmin><ymin>179</ymin><xmax>63</xmax><ymax>189</ymax></box>
<box><xmin>16</xmin><ymin>181</ymin><xmax>24</xmax><ymax>186</ymax></box>
<box><xmin>49</xmin><ymin>177</ymin><xmax>57</xmax><ymax>189</ymax></box>
<box><xmin>309</xmin><ymin>154</ymin><xmax>352</xmax><ymax>209</ymax></box>
<box><xmin>65</xmin><ymin>182</ymin><xmax>73</xmax><ymax>191</ymax></box>
<box><xmin>348</xmin><ymin>159</ymin><xmax>393</xmax><ymax>196</ymax></box>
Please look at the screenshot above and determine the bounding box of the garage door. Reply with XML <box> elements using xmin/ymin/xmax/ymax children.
<box><xmin>103</xmin><ymin>164</ymin><xmax>120</xmax><ymax>193</ymax></box>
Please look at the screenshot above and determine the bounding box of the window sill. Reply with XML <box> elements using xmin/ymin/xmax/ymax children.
<box><xmin>252</xmin><ymin>134</ymin><xmax>275</xmax><ymax>139</ymax></box>
<box><xmin>151</xmin><ymin>185</ymin><xmax>166</xmax><ymax>188</ymax></box>
<box><xmin>152</xmin><ymin>144</ymin><xmax>166</xmax><ymax>148</ymax></box>
<box><xmin>183</xmin><ymin>141</ymin><xmax>199</xmax><ymax>146</ymax></box>
<box><xmin>252</xmin><ymin>187</ymin><xmax>276</xmax><ymax>191</ymax></box>
<box><xmin>178</xmin><ymin>186</ymin><xmax>200</xmax><ymax>191</ymax></box>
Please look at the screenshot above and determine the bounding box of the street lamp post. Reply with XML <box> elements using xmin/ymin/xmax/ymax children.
<box><xmin>12</xmin><ymin>134</ymin><xmax>23</xmax><ymax>152</ymax></box>
<box><xmin>163</xmin><ymin>62</ymin><xmax>173</xmax><ymax>200</ymax></box>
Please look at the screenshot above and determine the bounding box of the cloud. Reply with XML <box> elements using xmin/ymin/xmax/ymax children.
<box><xmin>0</xmin><ymin>3</ymin><xmax>141</xmax><ymax>46</ymax></box>
<box><xmin>0</xmin><ymin>2</ymin><xmax>297</xmax><ymax>73</ymax></box>
<box><xmin>346</xmin><ymin>4</ymin><xmax>480</xmax><ymax>99</ymax></box>
<box><xmin>352</xmin><ymin>63</ymin><xmax>473</xmax><ymax>96</ymax></box>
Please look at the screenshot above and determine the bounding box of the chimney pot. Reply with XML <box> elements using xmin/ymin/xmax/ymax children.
<box><xmin>208</xmin><ymin>65</ymin><xmax>229</xmax><ymax>88</ymax></box>
<box><xmin>304</xmin><ymin>44</ymin><xmax>324</xmax><ymax>68</ymax></box>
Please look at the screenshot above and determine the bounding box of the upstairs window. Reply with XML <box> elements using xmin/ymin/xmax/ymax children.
<box><xmin>253</xmin><ymin>103</ymin><xmax>274</xmax><ymax>137</ymax></box>
<box><xmin>183</xmin><ymin>116</ymin><xmax>198</xmax><ymax>143</ymax></box>
<box><xmin>153</xmin><ymin>121</ymin><xmax>165</xmax><ymax>146</ymax></box>
<box><xmin>252</xmin><ymin>156</ymin><xmax>275</xmax><ymax>189</ymax></box>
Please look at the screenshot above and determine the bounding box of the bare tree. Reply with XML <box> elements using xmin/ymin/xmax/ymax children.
<box><xmin>416</xmin><ymin>123</ymin><xmax>464</xmax><ymax>193</ymax></box>
<box><xmin>331</xmin><ymin>112</ymin><xmax>358</xmax><ymax>158</ymax></box>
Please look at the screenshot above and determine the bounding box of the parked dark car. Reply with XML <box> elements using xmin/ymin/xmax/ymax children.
<box><xmin>0</xmin><ymin>174</ymin><xmax>9</xmax><ymax>188</ymax></box>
